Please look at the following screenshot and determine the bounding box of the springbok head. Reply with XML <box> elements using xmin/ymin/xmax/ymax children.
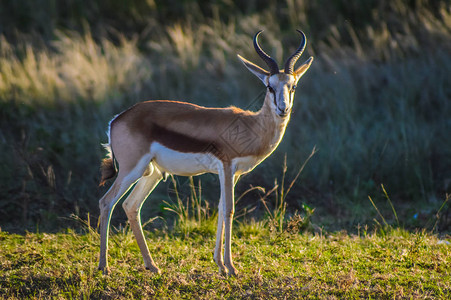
<box><xmin>238</xmin><ymin>30</ymin><xmax>313</xmax><ymax>117</ymax></box>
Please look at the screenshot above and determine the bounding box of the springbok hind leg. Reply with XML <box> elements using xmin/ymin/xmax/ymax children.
<box><xmin>122</xmin><ymin>164</ymin><xmax>163</xmax><ymax>273</ymax></box>
<box><xmin>98</xmin><ymin>155</ymin><xmax>152</xmax><ymax>274</ymax></box>
<box><xmin>98</xmin><ymin>172</ymin><xmax>141</xmax><ymax>274</ymax></box>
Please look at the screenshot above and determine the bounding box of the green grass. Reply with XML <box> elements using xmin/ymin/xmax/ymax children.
<box><xmin>1</xmin><ymin>227</ymin><xmax>450</xmax><ymax>299</ymax></box>
<box><xmin>0</xmin><ymin>0</ymin><xmax>450</xmax><ymax>235</ymax></box>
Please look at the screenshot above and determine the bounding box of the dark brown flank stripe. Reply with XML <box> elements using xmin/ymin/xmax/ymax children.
<box><xmin>149</xmin><ymin>123</ymin><xmax>222</xmax><ymax>156</ymax></box>
<box><xmin>111</xmin><ymin>100</ymin><xmax>264</xmax><ymax>162</ymax></box>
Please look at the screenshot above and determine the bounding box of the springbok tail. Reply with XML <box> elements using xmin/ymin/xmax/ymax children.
<box><xmin>99</xmin><ymin>144</ymin><xmax>117</xmax><ymax>186</ymax></box>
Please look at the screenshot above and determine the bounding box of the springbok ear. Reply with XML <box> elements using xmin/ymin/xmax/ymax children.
<box><xmin>237</xmin><ymin>54</ymin><xmax>269</xmax><ymax>84</ymax></box>
<box><xmin>294</xmin><ymin>56</ymin><xmax>314</xmax><ymax>82</ymax></box>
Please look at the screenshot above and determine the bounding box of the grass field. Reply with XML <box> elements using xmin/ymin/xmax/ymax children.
<box><xmin>1</xmin><ymin>226</ymin><xmax>450</xmax><ymax>299</ymax></box>
<box><xmin>1</xmin><ymin>0</ymin><xmax>450</xmax><ymax>232</ymax></box>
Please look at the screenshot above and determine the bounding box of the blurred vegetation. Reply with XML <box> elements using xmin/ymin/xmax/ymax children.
<box><xmin>0</xmin><ymin>0</ymin><xmax>450</xmax><ymax>232</ymax></box>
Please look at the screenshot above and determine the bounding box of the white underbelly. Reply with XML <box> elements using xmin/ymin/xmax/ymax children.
<box><xmin>149</xmin><ymin>142</ymin><xmax>264</xmax><ymax>177</ymax></box>
<box><xmin>150</xmin><ymin>142</ymin><xmax>221</xmax><ymax>176</ymax></box>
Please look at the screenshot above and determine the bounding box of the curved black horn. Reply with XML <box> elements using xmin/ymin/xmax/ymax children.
<box><xmin>284</xmin><ymin>30</ymin><xmax>307</xmax><ymax>74</ymax></box>
<box><xmin>253</xmin><ymin>30</ymin><xmax>279</xmax><ymax>75</ymax></box>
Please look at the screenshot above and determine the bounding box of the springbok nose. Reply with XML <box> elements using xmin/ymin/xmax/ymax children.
<box><xmin>278</xmin><ymin>107</ymin><xmax>291</xmax><ymax>117</ymax></box>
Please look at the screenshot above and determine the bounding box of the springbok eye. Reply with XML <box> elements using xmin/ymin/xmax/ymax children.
<box><xmin>291</xmin><ymin>85</ymin><xmax>297</xmax><ymax>92</ymax></box>
<box><xmin>267</xmin><ymin>86</ymin><xmax>275</xmax><ymax>94</ymax></box>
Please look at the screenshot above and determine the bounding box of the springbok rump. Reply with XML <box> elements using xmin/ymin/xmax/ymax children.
<box><xmin>97</xmin><ymin>30</ymin><xmax>313</xmax><ymax>275</ymax></box>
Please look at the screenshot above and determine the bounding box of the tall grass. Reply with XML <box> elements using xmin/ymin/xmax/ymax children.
<box><xmin>0</xmin><ymin>31</ymin><xmax>148</xmax><ymax>105</ymax></box>
<box><xmin>0</xmin><ymin>0</ymin><xmax>450</xmax><ymax>232</ymax></box>
<box><xmin>257</xmin><ymin>148</ymin><xmax>317</xmax><ymax>234</ymax></box>
<box><xmin>163</xmin><ymin>176</ymin><xmax>216</xmax><ymax>237</ymax></box>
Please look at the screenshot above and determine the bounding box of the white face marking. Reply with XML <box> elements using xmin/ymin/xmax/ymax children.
<box><xmin>150</xmin><ymin>142</ymin><xmax>221</xmax><ymax>176</ymax></box>
<box><xmin>267</xmin><ymin>74</ymin><xmax>298</xmax><ymax>117</ymax></box>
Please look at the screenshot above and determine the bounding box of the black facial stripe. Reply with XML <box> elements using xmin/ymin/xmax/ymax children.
<box><xmin>267</xmin><ymin>86</ymin><xmax>277</xmax><ymax>106</ymax></box>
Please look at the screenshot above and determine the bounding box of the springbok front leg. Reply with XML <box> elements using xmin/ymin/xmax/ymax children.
<box><xmin>218</xmin><ymin>162</ymin><xmax>238</xmax><ymax>275</ymax></box>
<box><xmin>214</xmin><ymin>195</ymin><xmax>226</xmax><ymax>273</ymax></box>
<box><xmin>214</xmin><ymin>175</ymin><xmax>240</xmax><ymax>274</ymax></box>
<box><xmin>122</xmin><ymin>163</ymin><xmax>163</xmax><ymax>273</ymax></box>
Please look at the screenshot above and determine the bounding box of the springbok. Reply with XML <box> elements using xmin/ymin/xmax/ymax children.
<box><xmin>97</xmin><ymin>30</ymin><xmax>313</xmax><ymax>275</ymax></box>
